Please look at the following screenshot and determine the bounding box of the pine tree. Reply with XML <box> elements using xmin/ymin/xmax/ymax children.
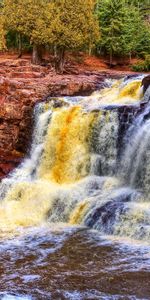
<box><xmin>97</xmin><ymin>0</ymin><xmax>125</xmax><ymax>66</ymax></box>
<box><xmin>121</xmin><ymin>5</ymin><xmax>141</xmax><ymax>61</ymax></box>
<box><xmin>124</xmin><ymin>0</ymin><xmax>150</xmax><ymax>57</ymax></box>
<box><xmin>97</xmin><ymin>0</ymin><xmax>150</xmax><ymax>65</ymax></box>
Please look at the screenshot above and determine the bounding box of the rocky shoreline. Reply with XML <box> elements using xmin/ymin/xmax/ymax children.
<box><xmin>0</xmin><ymin>57</ymin><xmax>147</xmax><ymax>179</ymax></box>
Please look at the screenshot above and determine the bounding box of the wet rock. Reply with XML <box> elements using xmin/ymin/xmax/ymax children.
<box><xmin>0</xmin><ymin>58</ymin><xmax>108</xmax><ymax>177</ymax></box>
<box><xmin>0</xmin><ymin>150</ymin><xmax>22</xmax><ymax>179</ymax></box>
<box><xmin>142</xmin><ymin>75</ymin><xmax>150</xmax><ymax>93</ymax></box>
<box><xmin>0</xmin><ymin>57</ymin><xmax>141</xmax><ymax>178</ymax></box>
<box><xmin>84</xmin><ymin>191</ymin><xmax>134</xmax><ymax>234</ymax></box>
<box><xmin>124</xmin><ymin>74</ymin><xmax>141</xmax><ymax>81</ymax></box>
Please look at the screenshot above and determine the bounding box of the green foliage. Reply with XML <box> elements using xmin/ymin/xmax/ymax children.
<box><xmin>3</xmin><ymin>0</ymin><xmax>55</xmax><ymax>45</ymax></box>
<box><xmin>97</xmin><ymin>0</ymin><xmax>126</xmax><ymax>64</ymax></box>
<box><xmin>6</xmin><ymin>31</ymin><xmax>31</xmax><ymax>51</ymax></box>
<box><xmin>2</xmin><ymin>0</ymin><xmax>99</xmax><ymax>50</ymax></box>
<box><xmin>2</xmin><ymin>0</ymin><xmax>99</xmax><ymax>68</ymax></box>
<box><xmin>132</xmin><ymin>55</ymin><xmax>150</xmax><ymax>72</ymax></box>
<box><xmin>96</xmin><ymin>0</ymin><xmax>150</xmax><ymax>66</ymax></box>
<box><xmin>134</xmin><ymin>24</ymin><xmax>150</xmax><ymax>55</ymax></box>
<box><xmin>1</xmin><ymin>0</ymin><xmax>149</xmax><ymax>69</ymax></box>
<box><xmin>121</xmin><ymin>7</ymin><xmax>141</xmax><ymax>55</ymax></box>
<box><xmin>51</xmin><ymin>0</ymin><xmax>99</xmax><ymax>51</ymax></box>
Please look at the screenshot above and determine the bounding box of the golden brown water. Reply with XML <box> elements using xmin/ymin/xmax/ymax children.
<box><xmin>38</xmin><ymin>106</ymin><xmax>95</xmax><ymax>183</ymax></box>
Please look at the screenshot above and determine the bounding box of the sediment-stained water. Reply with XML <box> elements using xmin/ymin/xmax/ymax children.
<box><xmin>0</xmin><ymin>226</ymin><xmax>150</xmax><ymax>299</ymax></box>
<box><xmin>0</xmin><ymin>75</ymin><xmax>150</xmax><ymax>299</ymax></box>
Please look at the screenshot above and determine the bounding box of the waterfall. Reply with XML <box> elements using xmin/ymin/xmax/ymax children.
<box><xmin>0</xmin><ymin>75</ymin><xmax>150</xmax><ymax>241</ymax></box>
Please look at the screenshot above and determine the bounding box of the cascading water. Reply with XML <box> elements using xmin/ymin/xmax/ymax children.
<box><xmin>1</xmin><ymin>75</ymin><xmax>150</xmax><ymax>300</ymax></box>
<box><xmin>0</xmin><ymin>74</ymin><xmax>149</xmax><ymax>241</ymax></box>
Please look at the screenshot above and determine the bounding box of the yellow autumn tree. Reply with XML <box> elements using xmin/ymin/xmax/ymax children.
<box><xmin>3</xmin><ymin>0</ymin><xmax>99</xmax><ymax>70</ymax></box>
<box><xmin>3</xmin><ymin>0</ymin><xmax>56</xmax><ymax>63</ymax></box>
<box><xmin>0</xmin><ymin>0</ymin><xmax>6</xmax><ymax>51</ymax></box>
<box><xmin>51</xmin><ymin>0</ymin><xmax>100</xmax><ymax>72</ymax></box>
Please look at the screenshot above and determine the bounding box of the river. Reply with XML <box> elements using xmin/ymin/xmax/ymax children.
<box><xmin>0</xmin><ymin>76</ymin><xmax>150</xmax><ymax>299</ymax></box>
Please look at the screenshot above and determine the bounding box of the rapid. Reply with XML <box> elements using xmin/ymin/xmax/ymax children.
<box><xmin>0</xmin><ymin>75</ymin><xmax>150</xmax><ymax>299</ymax></box>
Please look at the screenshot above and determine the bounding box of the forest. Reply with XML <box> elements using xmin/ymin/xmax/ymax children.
<box><xmin>0</xmin><ymin>0</ymin><xmax>150</xmax><ymax>72</ymax></box>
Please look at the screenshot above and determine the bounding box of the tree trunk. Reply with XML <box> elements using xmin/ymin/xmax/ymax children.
<box><xmin>55</xmin><ymin>47</ymin><xmax>65</xmax><ymax>74</ymax></box>
<box><xmin>32</xmin><ymin>44</ymin><xmax>42</xmax><ymax>65</ymax></box>
<box><xmin>110</xmin><ymin>49</ymin><xmax>113</xmax><ymax>68</ymax></box>
<box><xmin>18</xmin><ymin>33</ymin><xmax>22</xmax><ymax>58</ymax></box>
<box><xmin>129</xmin><ymin>52</ymin><xmax>132</xmax><ymax>64</ymax></box>
<box><xmin>88</xmin><ymin>45</ymin><xmax>92</xmax><ymax>56</ymax></box>
<box><xmin>54</xmin><ymin>45</ymin><xmax>57</xmax><ymax>57</ymax></box>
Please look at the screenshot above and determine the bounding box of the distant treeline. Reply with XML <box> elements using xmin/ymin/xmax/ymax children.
<box><xmin>0</xmin><ymin>0</ymin><xmax>150</xmax><ymax>72</ymax></box>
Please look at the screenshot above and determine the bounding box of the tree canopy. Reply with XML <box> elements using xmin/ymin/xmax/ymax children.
<box><xmin>0</xmin><ymin>0</ymin><xmax>150</xmax><ymax>71</ymax></box>
<box><xmin>96</xmin><ymin>0</ymin><xmax>150</xmax><ymax>66</ymax></box>
<box><xmin>2</xmin><ymin>0</ymin><xmax>99</xmax><ymax>69</ymax></box>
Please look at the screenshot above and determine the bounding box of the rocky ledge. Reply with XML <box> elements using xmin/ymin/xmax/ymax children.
<box><xmin>0</xmin><ymin>57</ymin><xmax>147</xmax><ymax>179</ymax></box>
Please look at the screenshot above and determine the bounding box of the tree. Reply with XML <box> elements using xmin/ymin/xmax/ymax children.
<box><xmin>48</xmin><ymin>0</ymin><xmax>100</xmax><ymax>72</ymax></box>
<box><xmin>121</xmin><ymin>6</ymin><xmax>141</xmax><ymax>61</ymax></box>
<box><xmin>0</xmin><ymin>0</ymin><xmax>5</xmax><ymax>50</ymax></box>
<box><xmin>3</xmin><ymin>0</ymin><xmax>99</xmax><ymax>70</ymax></box>
<box><xmin>96</xmin><ymin>0</ymin><xmax>150</xmax><ymax>66</ymax></box>
<box><xmin>3</xmin><ymin>0</ymin><xmax>56</xmax><ymax>64</ymax></box>
<box><xmin>123</xmin><ymin>1</ymin><xmax>150</xmax><ymax>58</ymax></box>
<box><xmin>0</xmin><ymin>14</ymin><xmax>6</xmax><ymax>51</ymax></box>
<box><xmin>97</xmin><ymin>0</ymin><xmax>125</xmax><ymax>66</ymax></box>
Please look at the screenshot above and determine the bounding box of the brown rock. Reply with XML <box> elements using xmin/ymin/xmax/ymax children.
<box><xmin>0</xmin><ymin>57</ymin><xmax>133</xmax><ymax>178</ymax></box>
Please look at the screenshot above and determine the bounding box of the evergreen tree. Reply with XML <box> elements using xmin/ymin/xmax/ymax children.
<box><xmin>50</xmin><ymin>0</ymin><xmax>99</xmax><ymax>72</ymax></box>
<box><xmin>97</xmin><ymin>0</ymin><xmax>125</xmax><ymax>66</ymax></box>
<box><xmin>123</xmin><ymin>0</ymin><xmax>150</xmax><ymax>57</ymax></box>
<box><xmin>121</xmin><ymin>6</ymin><xmax>141</xmax><ymax>61</ymax></box>
<box><xmin>97</xmin><ymin>0</ymin><xmax>150</xmax><ymax>66</ymax></box>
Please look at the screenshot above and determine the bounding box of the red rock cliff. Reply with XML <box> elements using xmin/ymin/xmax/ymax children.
<box><xmin>0</xmin><ymin>58</ymin><xmax>108</xmax><ymax>178</ymax></box>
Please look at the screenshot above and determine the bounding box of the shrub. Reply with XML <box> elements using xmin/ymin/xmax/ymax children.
<box><xmin>132</xmin><ymin>55</ymin><xmax>150</xmax><ymax>72</ymax></box>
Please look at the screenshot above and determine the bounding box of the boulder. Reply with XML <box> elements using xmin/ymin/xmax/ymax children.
<box><xmin>142</xmin><ymin>75</ymin><xmax>150</xmax><ymax>93</ymax></box>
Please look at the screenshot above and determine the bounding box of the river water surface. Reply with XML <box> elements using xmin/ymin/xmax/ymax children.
<box><xmin>0</xmin><ymin>226</ymin><xmax>150</xmax><ymax>299</ymax></box>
